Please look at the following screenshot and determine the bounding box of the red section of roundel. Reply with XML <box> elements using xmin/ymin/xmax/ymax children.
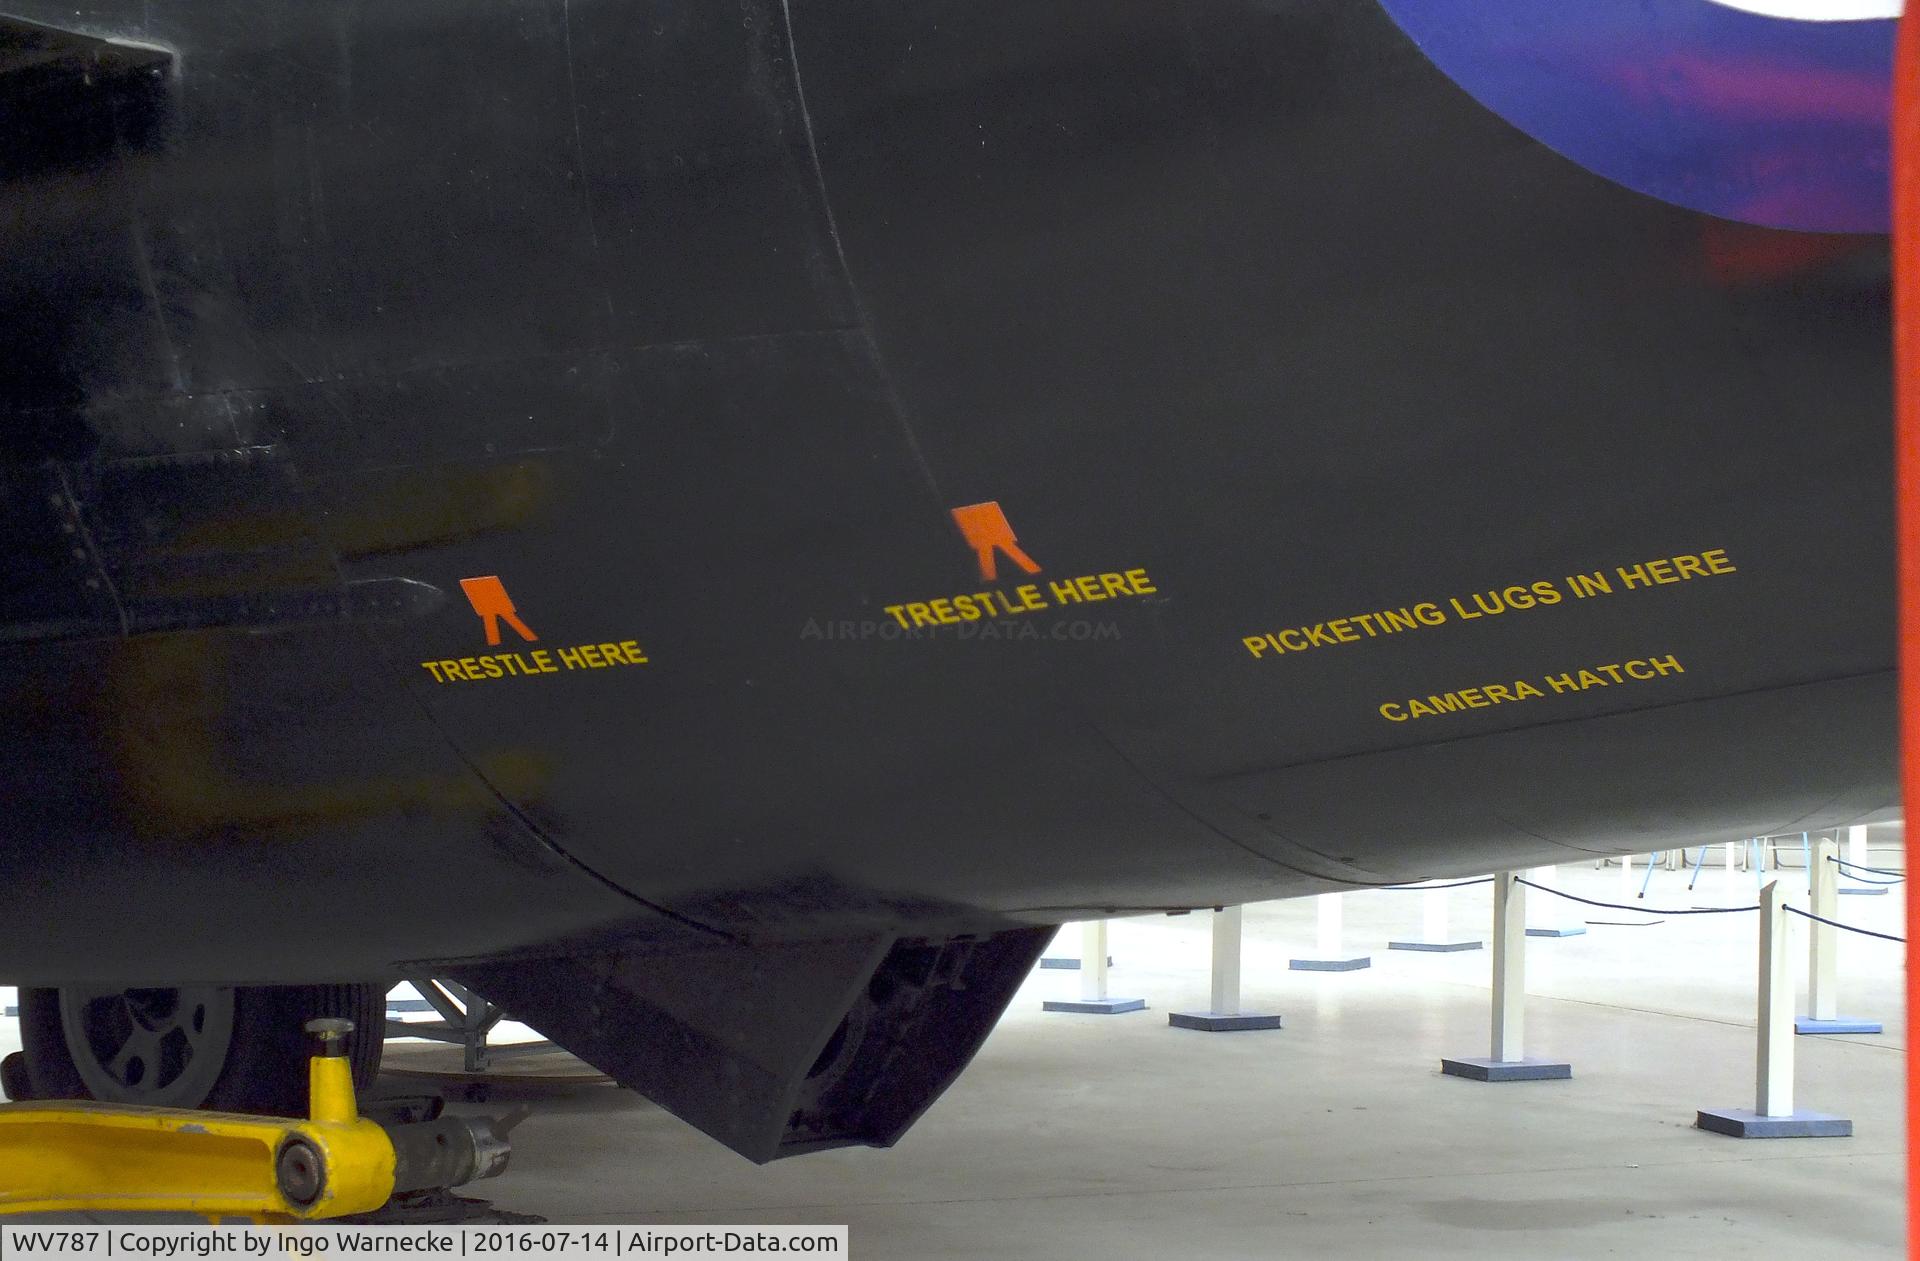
<box><xmin>1891</xmin><ymin>10</ymin><xmax>1919</xmax><ymax>1252</ymax></box>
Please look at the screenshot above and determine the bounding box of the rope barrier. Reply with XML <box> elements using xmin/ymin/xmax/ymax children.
<box><xmin>1831</xmin><ymin>856</ymin><xmax>1904</xmax><ymax>877</ymax></box>
<box><xmin>1830</xmin><ymin>856</ymin><xmax>1905</xmax><ymax>882</ymax></box>
<box><xmin>1514</xmin><ymin>877</ymin><xmax>1758</xmax><ymax>916</ymax></box>
<box><xmin>1381</xmin><ymin>877</ymin><xmax>1495</xmax><ymax>891</ymax></box>
<box><xmin>1834</xmin><ymin>871</ymin><xmax>1904</xmax><ymax>887</ymax></box>
<box><xmin>1784</xmin><ymin>904</ymin><xmax>1907</xmax><ymax>944</ymax></box>
<box><xmin>1376</xmin><ymin>872</ymin><xmax>1898</xmax><ymax>941</ymax></box>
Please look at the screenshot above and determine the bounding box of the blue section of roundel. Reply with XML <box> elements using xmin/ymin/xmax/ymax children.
<box><xmin>1374</xmin><ymin>0</ymin><xmax>1894</xmax><ymax>233</ymax></box>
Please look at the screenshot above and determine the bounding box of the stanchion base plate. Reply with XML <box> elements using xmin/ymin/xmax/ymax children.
<box><xmin>1440</xmin><ymin>1056</ymin><xmax>1572</xmax><ymax>1082</ymax></box>
<box><xmin>1388</xmin><ymin>940</ymin><xmax>1483</xmax><ymax>952</ymax></box>
<box><xmin>1696</xmin><ymin>1107</ymin><xmax>1852</xmax><ymax>1138</ymax></box>
<box><xmin>1288</xmin><ymin>957</ymin><xmax>1371</xmax><ymax>971</ymax></box>
<box><xmin>1794</xmin><ymin>1018</ymin><xmax>1884</xmax><ymax>1035</ymax></box>
<box><xmin>1043</xmin><ymin>998</ymin><xmax>1146</xmax><ymax>1015</ymax></box>
<box><xmin>1168</xmin><ymin>1011</ymin><xmax>1283</xmax><ymax>1032</ymax></box>
<box><xmin>1525</xmin><ymin>926</ymin><xmax>1587</xmax><ymax>938</ymax></box>
<box><xmin>1037</xmin><ymin>957</ymin><xmax>1114</xmax><ymax>970</ymax></box>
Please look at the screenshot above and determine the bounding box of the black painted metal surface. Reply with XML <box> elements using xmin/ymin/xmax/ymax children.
<box><xmin>0</xmin><ymin>0</ymin><xmax>1894</xmax><ymax>986</ymax></box>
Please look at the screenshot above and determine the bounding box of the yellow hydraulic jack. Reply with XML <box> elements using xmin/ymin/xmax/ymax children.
<box><xmin>0</xmin><ymin>1019</ymin><xmax>515</xmax><ymax>1221</ymax></box>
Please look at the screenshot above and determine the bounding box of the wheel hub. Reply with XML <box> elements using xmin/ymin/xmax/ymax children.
<box><xmin>58</xmin><ymin>985</ymin><xmax>236</xmax><ymax>1108</ymax></box>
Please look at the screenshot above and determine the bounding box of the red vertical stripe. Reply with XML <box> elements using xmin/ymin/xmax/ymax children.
<box><xmin>1894</xmin><ymin>9</ymin><xmax>1920</xmax><ymax>1257</ymax></box>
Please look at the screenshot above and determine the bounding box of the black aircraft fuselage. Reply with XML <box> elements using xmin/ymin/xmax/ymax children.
<box><xmin>0</xmin><ymin>1</ymin><xmax>1896</xmax><ymax>1163</ymax></box>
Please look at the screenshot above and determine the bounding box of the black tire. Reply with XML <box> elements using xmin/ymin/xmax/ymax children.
<box><xmin>18</xmin><ymin>983</ymin><xmax>385</xmax><ymax>1116</ymax></box>
<box><xmin>0</xmin><ymin>1051</ymin><xmax>30</xmax><ymax>1102</ymax></box>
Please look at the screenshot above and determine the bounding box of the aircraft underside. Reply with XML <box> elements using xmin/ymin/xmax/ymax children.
<box><xmin>0</xmin><ymin>0</ymin><xmax>1898</xmax><ymax>1162</ymax></box>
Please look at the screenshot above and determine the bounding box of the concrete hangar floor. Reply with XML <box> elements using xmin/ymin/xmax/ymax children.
<box><xmin>2</xmin><ymin>859</ymin><xmax>1905</xmax><ymax>1256</ymax></box>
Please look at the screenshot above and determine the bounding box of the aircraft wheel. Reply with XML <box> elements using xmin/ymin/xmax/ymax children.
<box><xmin>16</xmin><ymin>983</ymin><xmax>384</xmax><ymax>1114</ymax></box>
<box><xmin>1</xmin><ymin>1050</ymin><xmax>31</xmax><ymax>1101</ymax></box>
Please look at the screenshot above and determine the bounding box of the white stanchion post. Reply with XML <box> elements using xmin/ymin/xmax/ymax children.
<box><xmin>1042</xmin><ymin>920</ymin><xmax>1145</xmax><ymax>1015</ymax></box>
<box><xmin>1389</xmin><ymin>883</ymin><xmax>1483</xmax><ymax>952</ymax></box>
<box><xmin>1757</xmin><ymin>880</ymin><xmax>1793</xmax><ymax>1117</ymax></box>
<box><xmin>1290</xmin><ymin>893</ymin><xmax>1372</xmax><ymax>970</ymax></box>
<box><xmin>1524</xmin><ymin>864</ymin><xmax>1584</xmax><ymax>938</ymax></box>
<box><xmin>1082</xmin><ymin>921</ymin><xmax>1109</xmax><ymax>1004</ymax></box>
<box><xmin>1317</xmin><ymin>895</ymin><xmax>1341</xmax><ymax>960</ymax></box>
<box><xmin>1440</xmin><ymin>872</ymin><xmax>1568</xmax><ymax>1081</ymax></box>
<box><xmin>1809</xmin><ymin>835</ymin><xmax>1838</xmax><ymax>1023</ymax></box>
<box><xmin>1697</xmin><ymin>879</ymin><xmax>1851</xmax><ymax>1136</ymax></box>
<box><xmin>1619</xmin><ymin>852</ymin><xmax>1634</xmax><ymax>900</ymax></box>
<box><xmin>1209</xmin><ymin>906</ymin><xmax>1241</xmax><ymax>1016</ymax></box>
<box><xmin>1837</xmin><ymin>824</ymin><xmax>1886</xmax><ymax>898</ymax></box>
<box><xmin>1797</xmin><ymin>834</ymin><xmax>1883</xmax><ymax>1034</ymax></box>
<box><xmin>1491</xmin><ymin>872</ymin><xmax>1525</xmax><ymax>1063</ymax></box>
<box><xmin>1170</xmin><ymin>906</ymin><xmax>1280</xmax><ymax>1031</ymax></box>
<box><xmin>1423</xmin><ymin>888</ymin><xmax>1447</xmax><ymax>943</ymax></box>
<box><xmin>1726</xmin><ymin>840</ymin><xmax>1739</xmax><ymax>875</ymax></box>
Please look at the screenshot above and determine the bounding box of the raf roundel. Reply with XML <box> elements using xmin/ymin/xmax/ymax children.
<box><xmin>1376</xmin><ymin>0</ymin><xmax>1898</xmax><ymax>232</ymax></box>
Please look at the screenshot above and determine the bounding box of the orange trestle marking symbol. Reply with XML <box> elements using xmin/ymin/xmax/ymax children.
<box><xmin>459</xmin><ymin>575</ymin><xmax>538</xmax><ymax>646</ymax></box>
<box><xmin>950</xmin><ymin>501</ymin><xmax>1042</xmax><ymax>583</ymax></box>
